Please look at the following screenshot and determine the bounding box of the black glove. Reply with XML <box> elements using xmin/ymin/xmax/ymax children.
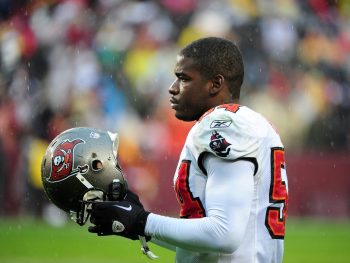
<box><xmin>88</xmin><ymin>190</ymin><xmax>150</xmax><ymax>240</ymax></box>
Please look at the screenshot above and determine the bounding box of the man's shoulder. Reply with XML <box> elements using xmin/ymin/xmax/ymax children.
<box><xmin>196</xmin><ymin>104</ymin><xmax>264</xmax><ymax>133</ymax></box>
<box><xmin>185</xmin><ymin>104</ymin><xmax>265</xmax><ymax>160</ymax></box>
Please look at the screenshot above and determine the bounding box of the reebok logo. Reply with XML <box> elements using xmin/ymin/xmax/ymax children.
<box><xmin>210</xmin><ymin>120</ymin><xmax>232</xmax><ymax>128</ymax></box>
<box><xmin>114</xmin><ymin>204</ymin><xmax>132</xmax><ymax>211</ymax></box>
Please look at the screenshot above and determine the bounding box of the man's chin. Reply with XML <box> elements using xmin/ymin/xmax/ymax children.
<box><xmin>175</xmin><ymin>112</ymin><xmax>196</xmax><ymax>122</ymax></box>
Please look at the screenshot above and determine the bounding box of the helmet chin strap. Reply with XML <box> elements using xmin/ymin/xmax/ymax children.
<box><xmin>139</xmin><ymin>236</ymin><xmax>159</xmax><ymax>259</ymax></box>
<box><xmin>76</xmin><ymin>172</ymin><xmax>94</xmax><ymax>189</ymax></box>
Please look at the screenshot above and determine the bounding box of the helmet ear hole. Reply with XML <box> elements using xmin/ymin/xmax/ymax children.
<box><xmin>92</xmin><ymin>159</ymin><xmax>103</xmax><ymax>171</ymax></box>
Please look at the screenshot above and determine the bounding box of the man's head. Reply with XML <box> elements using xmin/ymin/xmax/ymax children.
<box><xmin>169</xmin><ymin>37</ymin><xmax>244</xmax><ymax>121</ymax></box>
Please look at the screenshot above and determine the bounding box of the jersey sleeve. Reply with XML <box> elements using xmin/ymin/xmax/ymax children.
<box><xmin>188</xmin><ymin>105</ymin><xmax>260</xmax><ymax>172</ymax></box>
<box><xmin>145</xmin><ymin>158</ymin><xmax>255</xmax><ymax>254</ymax></box>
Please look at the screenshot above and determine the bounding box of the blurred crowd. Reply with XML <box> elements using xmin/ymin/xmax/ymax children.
<box><xmin>0</xmin><ymin>0</ymin><xmax>349</xmax><ymax>218</ymax></box>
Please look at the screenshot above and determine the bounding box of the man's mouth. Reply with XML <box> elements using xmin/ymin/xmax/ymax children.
<box><xmin>170</xmin><ymin>98</ymin><xmax>179</xmax><ymax>109</ymax></box>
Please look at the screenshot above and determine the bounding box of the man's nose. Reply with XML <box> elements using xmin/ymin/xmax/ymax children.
<box><xmin>168</xmin><ymin>79</ymin><xmax>179</xmax><ymax>95</ymax></box>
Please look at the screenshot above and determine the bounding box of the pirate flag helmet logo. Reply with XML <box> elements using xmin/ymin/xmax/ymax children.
<box><xmin>50</xmin><ymin>138</ymin><xmax>87</xmax><ymax>182</ymax></box>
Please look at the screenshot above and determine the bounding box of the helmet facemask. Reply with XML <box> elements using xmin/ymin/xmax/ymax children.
<box><xmin>73</xmin><ymin>178</ymin><xmax>125</xmax><ymax>226</ymax></box>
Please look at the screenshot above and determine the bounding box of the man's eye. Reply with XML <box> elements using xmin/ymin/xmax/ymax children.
<box><xmin>175</xmin><ymin>73</ymin><xmax>190</xmax><ymax>82</ymax></box>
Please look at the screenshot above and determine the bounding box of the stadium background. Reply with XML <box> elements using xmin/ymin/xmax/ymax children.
<box><xmin>0</xmin><ymin>0</ymin><xmax>349</xmax><ymax>262</ymax></box>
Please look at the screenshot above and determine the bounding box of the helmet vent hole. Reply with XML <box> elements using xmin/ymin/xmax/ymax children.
<box><xmin>91</xmin><ymin>152</ymin><xmax>97</xmax><ymax>158</ymax></box>
<box><xmin>92</xmin><ymin>160</ymin><xmax>103</xmax><ymax>171</ymax></box>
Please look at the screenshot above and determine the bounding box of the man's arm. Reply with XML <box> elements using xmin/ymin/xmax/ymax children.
<box><xmin>145</xmin><ymin>156</ymin><xmax>254</xmax><ymax>254</ymax></box>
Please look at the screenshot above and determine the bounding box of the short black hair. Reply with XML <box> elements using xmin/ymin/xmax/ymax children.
<box><xmin>180</xmin><ymin>37</ymin><xmax>244</xmax><ymax>99</ymax></box>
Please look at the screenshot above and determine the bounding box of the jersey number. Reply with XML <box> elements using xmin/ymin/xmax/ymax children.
<box><xmin>265</xmin><ymin>147</ymin><xmax>288</xmax><ymax>239</ymax></box>
<box><xmin>175</xmin><ymin>160</ymin><xmax>205</xmax><ymax>218</ymax></box>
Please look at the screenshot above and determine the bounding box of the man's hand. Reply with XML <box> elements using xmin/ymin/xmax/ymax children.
<box><xmin>88</xmin><ymin>190</ymin><xmax>150</xmax><ymax>240</ymax></box>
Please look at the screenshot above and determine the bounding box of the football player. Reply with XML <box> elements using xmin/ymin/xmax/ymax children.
<box><xmin>89</xmin><ymin>37</ymin><xmax>289</xmax><ymax>263</ymax></box>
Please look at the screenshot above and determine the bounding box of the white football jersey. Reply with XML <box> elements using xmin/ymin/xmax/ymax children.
<box><xmin>173</xmin><ymin>104</ymin><xmax>288</xmax><ymax>263</ymax></box>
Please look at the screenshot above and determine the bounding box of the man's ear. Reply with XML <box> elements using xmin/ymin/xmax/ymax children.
<box><xmin>209</xmin><ymin>74</ymin><xmax>224</xmax><ymax>96</ymax></box>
